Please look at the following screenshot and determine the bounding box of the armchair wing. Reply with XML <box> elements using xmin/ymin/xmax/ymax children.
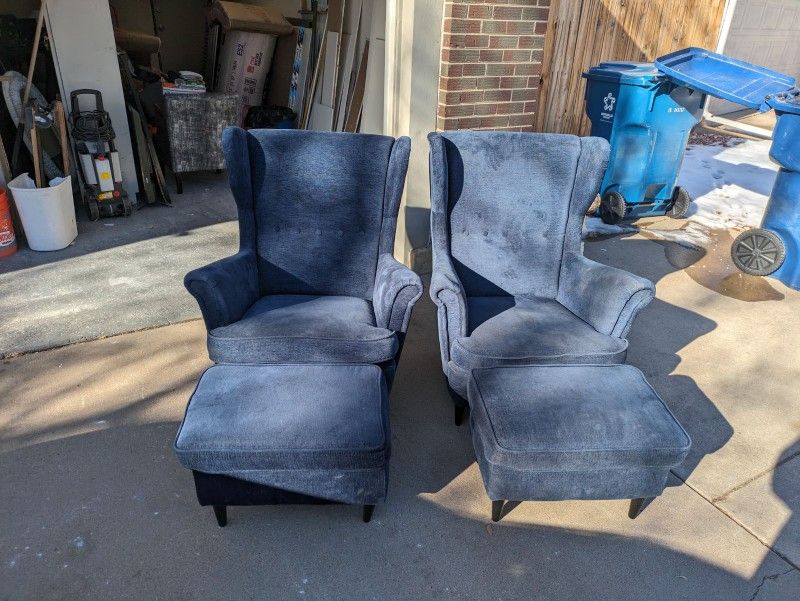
<box><xmin>557</xmin><ymin>251</ymin><xmax>655</xmax><ymax>338</ymax></box>
<box><xmin>184</xmin><ymin>250</ymin><xmax>259</xmax><ymax>331</ymax></box>
<box><xmin>372</xmin><ymin>253</ymin><xmax>424</xmax><ymax>333</ymax></box>
<box><xmin>428</xmin><ymin>132</ymin><xmax>468</xmax><ymax>367</ymax></box>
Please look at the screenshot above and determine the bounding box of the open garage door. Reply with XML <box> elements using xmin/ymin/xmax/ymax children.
<box><xmin>711</xmin><ymin>0</ymin><xmax>800</xmax><ymax>116</ymax></box>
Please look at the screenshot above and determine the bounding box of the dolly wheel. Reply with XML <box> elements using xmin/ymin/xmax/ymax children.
<box><xmin>667</xmin><ymin>186</ymin><xmax>692</xmax><ymax>219</ymax></box>
<box><xmin>600</xmin><ymin>191</ymin><xmax>627</xmax><ymax>225</ymax></box>
<box><xmin>88</xmin><ymin>200</ymin><xmax>100</xmax><ymax>221</ymax></box>
<box><xmin>731</xmin><ymin>228</ymin><xmax>786</xmax><ymax>276</ymax></box>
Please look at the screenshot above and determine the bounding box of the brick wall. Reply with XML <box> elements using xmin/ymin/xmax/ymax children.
<box><xmin>436</xmin><ymin>0</ymin><xmax>550</xmax><ymax>132</ymax></box>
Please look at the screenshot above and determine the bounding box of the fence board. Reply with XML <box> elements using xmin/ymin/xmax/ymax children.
<box><xmin>536</xmin><ymin>0</ymin><xmax>726</xmax><ymax>135</ymax></box>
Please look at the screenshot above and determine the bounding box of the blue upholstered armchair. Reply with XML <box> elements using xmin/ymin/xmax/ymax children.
<box><xmin>185</xmin><ymin>128</ymin><xmax>423</xmax><ymax>369</ymax></box>
<box><xmin>428</xmin><ymin>131</ymin><xmax>655</xmax><ymax>423</ymax></box>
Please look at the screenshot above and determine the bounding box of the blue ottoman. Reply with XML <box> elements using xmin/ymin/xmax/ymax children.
<box><xmin>175</xmin><ymin>364</ymin><xmax>389</xmax><ymax>525</ymax></box>
<box><xmin>468</xmin><ymin>364</ymin><xmax>691</xmax><ymax>521</ymax></box>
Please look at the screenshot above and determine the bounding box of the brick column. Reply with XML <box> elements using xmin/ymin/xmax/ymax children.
<box><xmin>437</xmin><ymin>0</ymin><xmax>550</xmax><ymax>132</ymax></box>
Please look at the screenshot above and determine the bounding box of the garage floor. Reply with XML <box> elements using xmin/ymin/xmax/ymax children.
<box><xmin>0</xmin><ymin>173</ymin><xmax>237</xmax><ymax>357</ymax></box>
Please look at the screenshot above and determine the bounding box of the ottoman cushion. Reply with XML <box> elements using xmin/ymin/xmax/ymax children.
<box><xmin>468</xmin><ymin>364</ymin><xmax>691</xmax><ymax>501</ymax></box>
<box><xmin>175</xmin><ymin>363</ymin><xmax>389</xmax><ymax>504</ymax></box>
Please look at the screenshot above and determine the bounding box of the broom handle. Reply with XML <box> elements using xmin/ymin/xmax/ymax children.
<box><xmin>21</xmin><ymin>0</ymin><xmax>47</xmax><ymax>111</ymax></box>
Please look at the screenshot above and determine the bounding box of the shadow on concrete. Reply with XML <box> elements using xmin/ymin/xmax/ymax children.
<box><xmin>0</xmin><ymin>311</ymin><xmax>795</xmax><ymax>599</ymax></box>
<box><xmin>1</xmin><ymin>235</ymin><xmax>796</xmax><ymax>599</ymax></box>
<box><xmin>583</xmin><ymin>236</ymin><xmax>733</xmax><ymax>485</ymax></box>
<box><xmin>0</xmin><ymin>171</ymin><xmax>236</xmax><ymax>276</ymax></box>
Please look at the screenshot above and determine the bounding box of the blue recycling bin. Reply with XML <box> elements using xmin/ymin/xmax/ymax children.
<box><xmin>583</xmin><ymin>63</ymin><xmax>705</xmax><ymax>224</ymax></box>
<box><xmin>731</xmin><ymin>91</ymin><xmax>800</xmax><ymax>288</ymax></box>
<box><xmin>655</xmin><ymin>48</ymin><xmax>800</xmax><ymax>289</ymax></box>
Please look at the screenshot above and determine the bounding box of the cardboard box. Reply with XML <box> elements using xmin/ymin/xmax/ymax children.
<box><xmin>216</xmin><ymin>29</ymin><xmax>277</xmax><ymax>125</ymax></box>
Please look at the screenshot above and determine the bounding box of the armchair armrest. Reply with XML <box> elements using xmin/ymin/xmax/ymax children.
<box><xmin>429</xmin><ymin>256</ymin><xmax>468</xmax><ymax>365</ymax></box>
<box><xmin>557</xmin><ymin>251</ymin><xmax>655</xmax><ymax>338</ymax></box>
<box><xmin>184</xmin><ymin>251</ymin><xmax>259</xmax><ymax>331</ymax></box>
<box><xmin>372</xmin><ymin>253</ymin><xmax>423</xmax><ymax>332</ymax></box>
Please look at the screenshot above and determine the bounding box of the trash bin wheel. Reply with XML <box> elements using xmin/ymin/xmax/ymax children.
<box><xmin>667</xmin><ymin>186</ymin><xmax>691</xmax><ymax>219</ymax></box>
<box><xmin>87</xmin><ymin>199</ymin><xmax>100</xmax><ymax>221</ymax></box>
<box><xmin>122</xmin><ymin>195</ymin><xmax>133</xmax><ymax>217</ymax></box>
<box><xmin>731</xmin><ymin>228</ymin><xmax>785</xmax><ymax>276</ymax></box>
<box><xmin>600</xmin><ymin>191</ymin><xmax>627</xmax><ymax>225</ymax></box>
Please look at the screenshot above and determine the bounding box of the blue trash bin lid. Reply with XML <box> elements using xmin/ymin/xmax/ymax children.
<box><xmin>766</xmin><ymin>88</ymin><xmax>800</xmax><ymax>115</ymax></box>
<box><xmin>583</xmin><ymin>62</ymin><xmax>662</xmax><ymax>87</ymax></box>
<box><xmin>655</xmin><ymin>47</ymin><xmax>796</xmax><ymax>112</ymax></box>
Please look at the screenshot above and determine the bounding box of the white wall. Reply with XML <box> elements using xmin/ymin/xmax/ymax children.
<box><xmin>46</xmin><ymin>0</ymin><xmax>138</xmax><ymax>197</ymax></box>
<box><xmin>385</xmin><ymin>0</ymin><xmax>443</xmax><ymax>267</ymax></box>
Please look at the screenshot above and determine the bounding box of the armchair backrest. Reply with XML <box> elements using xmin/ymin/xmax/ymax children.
<box><xmin>223</xmin><ymin>127</ymin><xmax>410</xmax><ymax>299</ymax></box>
<box><xmin>428</xmin><ymin>131</ymin><xmax>609</xmax><ymax>298</ymax></box>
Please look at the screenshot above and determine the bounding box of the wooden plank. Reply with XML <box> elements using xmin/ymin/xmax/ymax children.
<box><xmin>301</xmin><ymin>26</ymin><xmax>327</xmax><ymax>128</ymax></box>
<box><xmin>334</xmin><ymin>0</ymin><xmax>363</xmax><ymax>129</ymax></box>
<box><xmin>334</xmin><ymin>33</ymin><xmax>357</xmax><ymax>130</ymax></box>
<box><xmin>30</xmin><ymin>126</ymin><xmax>43</xmax><ymax>188</ymax></box>
<box><xmin>536</xmin><ymin>0</ymin><xmax>727</xmax><ymax>135</ymax></box>
<box><xmin>320</xmin><ymin>32</ymin><xmax>339</xmax><ymax>108</ymax></box>
<box><xmin>360</xmin><ymin>38</ymin><xmax>384</xmax><ymax>134</ymax></box>
<box><xmin>54</xmin><ymin>100</ymin><xmax>70</xmax><ymax>176</ymax></box>
<box><xmin>344</xmin><ymin>41</ymin><xmax>368</xmax><ymax>133</ymax></box>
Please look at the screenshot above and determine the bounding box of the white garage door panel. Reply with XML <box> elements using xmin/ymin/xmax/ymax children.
<box><xmin>710</xmin><ymin>0</ymin><xmax>800</xmax><ymax>115</ymax></box>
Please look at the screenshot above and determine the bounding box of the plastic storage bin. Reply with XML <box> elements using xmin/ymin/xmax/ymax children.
<box><xmin>583</xmin><ymin>62</ymin><xmax>704</xmax><ymax>223</ymax></box>
<box><xmin>8</xmin><ymin>174</ymin><xmax>77</xmax><ymax>251</ymax></box>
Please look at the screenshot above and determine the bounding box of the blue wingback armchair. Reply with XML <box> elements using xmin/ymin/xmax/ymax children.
<box><xmin>428</xmin><ymin>131</ymin><xmax>655</xmax><ymax>423</ymax></box>
<box><xmin>185</xmin><ymin>128</ymin><xmax>423</xmax><ymax>369</ymax></box>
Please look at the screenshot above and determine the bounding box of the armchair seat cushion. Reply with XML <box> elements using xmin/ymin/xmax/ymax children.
<box><xmin>451</xmin><ymin>296</ymin><xmax>628</xmax><ymax>371</ymax></box>
<box><xmin>208</xmin><ymin>295</ymin><xmax>399</xmax><ymax>364</ymax></box>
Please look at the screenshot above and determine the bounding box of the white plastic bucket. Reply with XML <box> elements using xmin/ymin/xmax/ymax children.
<box><xmin>8</xmin><ymin>173</ymin><xmax>77</xmax><ymax>251</ymax></box>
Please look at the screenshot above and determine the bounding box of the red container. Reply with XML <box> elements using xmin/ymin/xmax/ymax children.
<box><xmin>0</xmin><ymin>187</ymin><xmax>18</xmax><ymax>257</ymax></box>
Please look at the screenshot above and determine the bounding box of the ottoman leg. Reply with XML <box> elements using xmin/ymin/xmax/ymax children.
<box><xmin>491</xmin><ymin>500</ymin><xmax>505</xmax><ymax>522</ymax></box>
<box><xmin>628</xmin><ymin>497</ymin><xmax>653</xmax><ymax>519</ymax></box>
<box><xmin>362</xmin><ymin>504</ymin><xmax>375</xmax><ymax>523</ymax></box>
<box><xmin>213</xmin><ymin>504</ymin><xmax>227</xmax><ymax>527</ymax></box>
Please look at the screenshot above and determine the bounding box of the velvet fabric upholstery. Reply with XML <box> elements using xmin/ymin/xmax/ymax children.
<box><xmin>428</xmin><ymin>131</ymin><xmax>655</xmax><ymax>396</ymax></box>
<box><xmin>468</xmin><ymin>365</ymin><xmax>691</xmax><ymax>502</ymax></box>
<box><xmin>208</xmin><ymin>295</ymin><xmax>399</xmax><ymax>364</ymax></box>
<box><xmin>185</xmin><ymin>128</ymin><xmax>422</xmax><ymax>365</ymax></box>
<box><xmin>452</xmin><ymin>296</ymin><xmax>628</xmax><ymax>370</ymax></box>
<box><xmin>175</xmin><ymin>364</ymin><xmax>390</xmax><ymax>504</ymax></box>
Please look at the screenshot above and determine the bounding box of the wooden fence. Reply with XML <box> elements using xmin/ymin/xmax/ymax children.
<box><xmin>535</xmin><ymin>0</ymin><xmax>727</xmax><ymax>135</ymax></box>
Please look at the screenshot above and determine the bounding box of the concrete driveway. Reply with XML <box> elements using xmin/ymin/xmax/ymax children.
<box><xmin>1</xmin><ymin>225</ymin><xmax>799</xmax><ymax>599</ymax></box>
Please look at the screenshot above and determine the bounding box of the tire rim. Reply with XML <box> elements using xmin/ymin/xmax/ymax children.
<box><xmin>734</xmin><ymin>232</ymin><xmax>782</xmax><ymax>273</ymax></box>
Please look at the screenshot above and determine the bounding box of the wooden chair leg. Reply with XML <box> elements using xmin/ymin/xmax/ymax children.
<box><xmin>213</xmin><ymin>504</ymin><xmax>227</xmax><ymax>527</ymax></box>
<box><xmin>491</xmin><ymin>500</ymin><xmax>504</xmax><ymax>522</ymax></box>
<box><xmin>628</xmin><ymin>497</ymin><xmax>653</xmax><ymax>519</ymax></box>
<box><xmin>362</xmin><ymin>504</ymin><xmax>375</xmax><ymax>523</ymax></box>
<box><xmin>454</xmin><ymin>405</ymin><xmax>467</xmax><ymax>426</ymax></box>
<box><xmin>447</xmin><ymin>385</ymin><xmax>468</xmax><ymax>427</ymax></box>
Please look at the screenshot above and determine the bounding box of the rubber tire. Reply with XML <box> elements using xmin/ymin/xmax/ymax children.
<box><xmin>667</xmin><ymin>186</ymin><xmax>691</xmax><ymax>219</ymax></box>
<box><xmin>731</xmin><ymin>228</ymin><xmax>786</xmax><ymax>276</ymax></box>
<box><xmin>600</xmin><ymin>191</ymin><xmax>627</xmax><ymax>225</ymax></box>
<box><xmin>122</xmin><ymin>196</ymin><xmax>133</xmax><ymax>217</ymax></box>
<box><xmin>88</xmin><ymin>200</ymin><xmax>100</xmax><ymax>221</ymax></box>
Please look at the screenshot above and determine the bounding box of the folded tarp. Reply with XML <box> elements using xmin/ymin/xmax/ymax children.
<box><xmin>207</xmin><ymin>1</ymin><xmax>293</xmax><ymax>36</ymax></box>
